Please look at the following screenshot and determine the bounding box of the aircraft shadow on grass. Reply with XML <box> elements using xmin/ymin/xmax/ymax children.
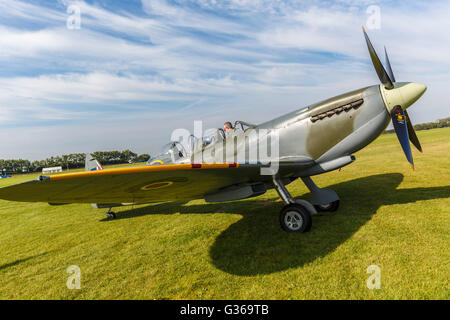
<box><xmin>106</xmin><ymin>173</ymin><xmax>450</xmax><ymax>276</ymax></box>
<box><xmin>0</xmin><ymin>251</ymin><xmax>52</xmax><ymax>271</ymax></box>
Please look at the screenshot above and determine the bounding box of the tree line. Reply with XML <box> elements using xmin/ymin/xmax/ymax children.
<box><xmin>1</xmin><ymin>150</ymin><xmax>150</xmax><ymax>173</ymax></box>
<box><xmin>385</xmin><ymin>117</ymin><xmax>450</xmax><ymax>134</ymax></box>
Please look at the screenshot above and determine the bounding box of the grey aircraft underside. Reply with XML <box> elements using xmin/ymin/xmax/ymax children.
<box><xmin>0</xmin><ymin>29</ymin><xmax>427</xmax><ymax>233</ymax></box>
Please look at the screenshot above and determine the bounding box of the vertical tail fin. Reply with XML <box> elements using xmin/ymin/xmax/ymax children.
<box><xmin>85</xmin><ymin>154</ymin><xmax>103</xmax><ymax>171</ymax></box>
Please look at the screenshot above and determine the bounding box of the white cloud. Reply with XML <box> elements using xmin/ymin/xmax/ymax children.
<box><xmin>0</xmin><ymin>0</ymin><xmax>66</xmax><ymax>23</ymax></box>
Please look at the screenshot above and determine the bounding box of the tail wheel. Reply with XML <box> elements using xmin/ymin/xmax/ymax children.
<box><xmin>279</xmin><ymin>204</ymin><xmax>312</xmax><ymax>233</ymax></box>
<box><xmin>106</xmin><ymin>212</ymin><xmax>116</xmax><ymax>219</ymax></box>
<box><xmin>314</xmin><ymin>200</ymin><xmax>340</xmax><ymax>212</ymax></box>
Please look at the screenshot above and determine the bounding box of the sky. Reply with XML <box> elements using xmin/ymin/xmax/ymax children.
<box><xmin>0</xmin><ymin>0</ymin><xmax>449</xmax><ymax>160</ymax></box>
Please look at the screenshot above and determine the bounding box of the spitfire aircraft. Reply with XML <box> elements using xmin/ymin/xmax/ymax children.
<box><xmin>0</xmin><ymin>29</ymin><xmax>427</xmax><ymax>233</ymax></box>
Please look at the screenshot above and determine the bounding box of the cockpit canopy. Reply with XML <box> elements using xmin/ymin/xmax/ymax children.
<box><xmin>148</xmin><ymin>121</ymin><xmax>256</xmax><ymax>165</ymax></box>
<box><xmin>147</xmin><ymin>141</ymin><xmax>188</xmax><ymax>165</ymax></box>
<box><xmin>197</xmin><ymin>121</ymin><xmax>256</xmax><ymax>148</ymax></box>
<box><xmin>199</xmin><ymin>128</ymin><xmax>225</xmax><ymax>148</ymax></box>
<box><xmin>233</xmin><ymin>120</ymin><xmax>256</xmax><ymax>131</ymax></box>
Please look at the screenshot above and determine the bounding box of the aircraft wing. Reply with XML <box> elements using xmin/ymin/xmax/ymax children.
<box><xmin>0</xmin><ymin>163</ymin><xmax>306</xmax><ymax>204</ymax></box>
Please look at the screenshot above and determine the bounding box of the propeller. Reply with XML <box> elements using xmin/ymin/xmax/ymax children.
<box><xmin>362</xmin><ymin>27</ymin><xmax>426</xmax><ymax>169</ymax></box>
<box><xmin>404</xmin><ymin>110</ymin><xmax>422</xmax><ymax>152</ymax></box>
<box><xmin>384</xmin><ymin>46</ymin><xmax>396</xmax><ymax>83</ymax></box>
<box><xmin>391</xmin><ymin>106</ymin><xmax>414</xmax><ymax>168</ymax></box>
<box><xmin>362</xmin><ymin>26</ymin><xmax>393</xmax><ymax>89</ymax></box>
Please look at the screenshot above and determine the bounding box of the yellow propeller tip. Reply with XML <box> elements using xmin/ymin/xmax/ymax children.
<box><xmin>362</xmin><ymin>25</ymin><xmax>366</xmax><ymax>32</ymax></box>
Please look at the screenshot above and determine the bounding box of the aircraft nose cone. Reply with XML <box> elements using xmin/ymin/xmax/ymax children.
<box><xmin>401</xmin><ymin>82</ymin><xmax>427</xmax><ymax>109</ymax></box>
<box><xmin>380</xmin><ymin>82</ymin><xmax>427</xmax><ymax>113</ymax></box>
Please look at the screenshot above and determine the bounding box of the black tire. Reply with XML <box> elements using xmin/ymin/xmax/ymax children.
<box><xmin>314</xmin><ymin>200</ymin><xmax>340</xmax><ymax>212</ymax></box>
<box><xmin>279</xmin><ymin>204</ymin><xmax>312</xmax><ymax>233</ymax></box>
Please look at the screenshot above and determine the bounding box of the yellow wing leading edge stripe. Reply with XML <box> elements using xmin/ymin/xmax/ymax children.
<box><xmin>48</xmin><ymin>163</ymin><xmax>239</xmax><ymax>181</ymax></box>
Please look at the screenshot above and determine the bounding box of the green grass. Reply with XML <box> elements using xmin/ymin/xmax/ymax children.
<box><xmin>1</xmin><ymin>128</ymin><xmax>449</xmax><ymax>299</ymax></box>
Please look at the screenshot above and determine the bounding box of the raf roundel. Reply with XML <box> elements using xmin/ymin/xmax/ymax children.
<box><xmin>140</xmin><ymin>181</ymin><xmax>173</xmax><ymax>191</ymax></box>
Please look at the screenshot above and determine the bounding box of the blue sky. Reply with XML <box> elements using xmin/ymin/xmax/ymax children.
<box><xmin>0</xmin><ymin>0</ymin><xmax>449</xmax><ymax>160</ymax></box>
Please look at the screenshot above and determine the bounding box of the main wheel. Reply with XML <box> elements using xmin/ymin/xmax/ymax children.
<box><xmin>279</xmin><ymin>204</ymin><xmax>312</xmax><ymax>233</ymax></box>
<box><xmin>314</xmin><ymin>200</ymin><xmax>340</xmax><ymax>212</ymax></box>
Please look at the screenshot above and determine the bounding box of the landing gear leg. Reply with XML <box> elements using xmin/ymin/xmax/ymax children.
<box><xmin>301</xmin><ymin>176</ymin><xmax>340</xmax><ymax>212</ymax></box>
<box><xmin>106</xmin><ymin>208</ymin><xmax>116</xmax><ymax>219</ymax></box>
<box><xmin>272</xmin><ymin>176</ymin><xmax>314</xmax><ymax>233</ymax></box>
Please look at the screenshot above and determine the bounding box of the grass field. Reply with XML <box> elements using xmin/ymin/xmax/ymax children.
<box><xmin>1</xmin><ymin>128</ymin><xmax>449</xmax><ymax>299</ymax></box>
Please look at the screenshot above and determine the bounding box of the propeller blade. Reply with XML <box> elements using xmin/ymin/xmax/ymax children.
<box><xmin>404</xmin><ymin>110</ymin><xmax>423</xmax><ymax>152</ymax></box>
<box><xmin>391</xmin><ymin>106</ymin><xmax>414</xmax><ymax>169</ymax></box>
<box><xmin>384</xmin><ymin>46</ymin><xmax>396</xmax><ymax>83</ymax></box>
<box><xmin>362</xmin><ymin>26</ymin><xmax>394</xmax><ymax>89</ymax></box>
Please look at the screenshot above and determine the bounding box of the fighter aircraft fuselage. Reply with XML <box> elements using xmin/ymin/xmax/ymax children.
<box><xmin>195</xmin><ymin>82</ymin><xmax>425</xmax><ymax>180</ymax></box>
<box><xmin>195</xmin><ymin>85</ymin><xmax>387</xmax><ymax>173</ymax></box>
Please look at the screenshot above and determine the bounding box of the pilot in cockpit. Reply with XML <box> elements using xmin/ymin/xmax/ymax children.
<box><xmin>223</xmin><ymin>121</ymin><xmax>233</xmax><ymax>135</ymax></box>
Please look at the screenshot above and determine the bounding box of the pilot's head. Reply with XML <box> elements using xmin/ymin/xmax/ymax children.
<box><xmin>223</xmin><ymin>121</ymin><xmax>232</xmax><ymax>133</ymax></box>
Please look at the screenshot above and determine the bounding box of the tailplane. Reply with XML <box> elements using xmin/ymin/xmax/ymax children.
<box><xmin>85</xmin><ymin>154</ymin><xmax>103</xmax><ymax>171</ymax></box>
